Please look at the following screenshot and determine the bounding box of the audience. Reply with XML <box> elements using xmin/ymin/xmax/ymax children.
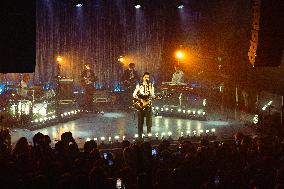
<box><xmin>0</xmin><ymin>127</ymin><xmax>283</xmax><ymax>189</ymax></box>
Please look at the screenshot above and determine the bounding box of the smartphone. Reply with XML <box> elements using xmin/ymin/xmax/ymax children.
<box><xmin>214</xmin><ymin>176</ymin><xmax>220</xmax><ymax>186</ymax></box>
<box><xmin>152</xmin><ymin>148</ymin><xmax>157</xmax><ymax>156</ymax></box>
<box><xmin>116</xmin><ymin>178</ymin><xmax>122</xmax><ymax>189</ymax></box>
<box><xmin>103</xmin><ymin>152</ymin><xmax>108</xmax><ymax>160</ymax></box>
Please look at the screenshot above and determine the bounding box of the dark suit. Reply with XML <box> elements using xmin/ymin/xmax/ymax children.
<box><xmin>81</xmin><ymin>70</ymin><xmax>97</xmax><ymax>111</ymax></box>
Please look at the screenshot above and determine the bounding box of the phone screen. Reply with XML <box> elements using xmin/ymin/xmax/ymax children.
<box><xmin>103</xmin><ymin>152</ymin><xmax>108</xmax><ymax>160</ymax></box>
<box><xmin>116</xmin><ymin>178</ymin><xmax>122</xmax><ymax>189</ymax></box>
<box><xmin>152</xmin><ymin>149</ymin><xmax>157</xmax><ymax>156</ymax></box>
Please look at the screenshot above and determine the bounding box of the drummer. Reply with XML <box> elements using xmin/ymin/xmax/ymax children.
<box><xmin>171</xmin><ymin>65</ymin><xmax>184</xmax><ymax>84</ymax></box>
<box><xmin>18</xmin><ymin>74</ymin><xmax>31</xmax><ymax>99</ymax></box>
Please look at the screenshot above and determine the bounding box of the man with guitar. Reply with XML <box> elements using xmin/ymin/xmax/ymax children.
<box><xmin>81</xmin><ymin>64</ymin><xmax>97</xmax><ymax>112</ymax></box>
<box><xmin>133</xmin><ymin>72</ymin><xmax>155</xmax><ymax>140</ymax></box>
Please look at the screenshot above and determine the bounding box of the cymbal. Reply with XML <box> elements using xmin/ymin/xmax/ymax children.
<box><xmin>6</xmin><ymin>85</ymin><xmax>21</xmax><ymax>89</ymax></box>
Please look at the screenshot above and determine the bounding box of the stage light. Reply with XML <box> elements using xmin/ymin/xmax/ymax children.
<box><xmin>52</xmin><ymin>115</ymin><xmax>56</xmax><ymax>119</ymax></box>
<box><xmin>100</xmin><ymin>137</ymin><xmax>105</xmax><ymax>141</ymax></box>
<box><xmin>187</xmin><ymin>110</ymin><xmax>191</xmax><ymax>114</ymax></box>
<box><xmin>178</xmin><ymin>109</ymin><xmax>182</xmax><ymax>112</ymax></box>
<box><xmin>142</xmin><ymin>134</ymin><xmax>145</xmax><ymax>138</ymax></box>
<box><xmin>186</xmin><ymin>130</ymin><xmax>190</xmax><ymax>134</ymax></box>
<box><xmin>161</xmin><ymin>132</ymin><xmax>165</xmax><ymax>136</ymax></box>
<box><xmin>71</xmin><ymin>111</ymin><xmax>74</xmax><ymax>114</ymax></box>
<box><xmin>155</xmin><ymin>107</ymin><xmax>159</xmax><ymax>110</ymax></box>
<box><xmin>64</xmin><ymin>112</ymin><xmax>68</xmax><ymax>116</ymax></box>
<box><xmin>94</xmin><ymin>137</ymin><xmax>98</xmax><ymax>141</ymax></box>
<box><xmin>168</xmin><ymin>132</ymin><xmax>172</xmax><ymax>136</ymax></box>
<box><xmin>123</xmin><ymin>136</ymin><xmax>126</xmax><ymax>140</ymax></box>
<box><xmin>161</xmin><ymin>108</ymin><xmax>164</xmax><ymax>111</ymax></box>
<box><xmin>211</xmin><ymin>128</ymin><xmax>216</xmax><ymax>133</ymax></box>
<box><xmin>56</xmin><ymin>56</ymin><xmax>63</xmax><ymax>62</ymax></box>
<box><xmin>203</xmin><ymin>112</ymin><xmax>206</xmax><ymax>115</ymax></box>
<box><xmin>165</xmin><ymin>108</ymin><xmax>169</xmax><ymax>111</ymax></box>
<box><xmin>180</xmin><ymin>132</ymin><xmax>183</xmax><ymax>137</ymax></box>
<box><xmin>148</xmin><ymin>133</ymin><xmax>152</xmax><ymax>137</ymax></box>
<box><xmin>34</xmin><ymin>119</ymin><xmax>39</xmax><ymax>123</ymax></box>
<box><xmin>193</xmin><ymin>110</ymin><xmax>196</xmax><ymax>114</ymax></box>
<box><xmin>135</xmin><ymin>4</ymin><xmax>141</xmax><ymax>9</ymax></box>
<box><xmin>86</xmin><ymin>137</ymin><xmax>91</xmax><ymax>141</ymax></box>
<box><xmin>199</xmin><ymin>129</ymin><xmax>204</xmax><ymax>133</ymax></box>
<box><xmin>178</xmin><ymin>5</ymin><xmax>184</xmax><ymax>9</ymax></box>
<box><xmin>206</xmin><ymin>130</ymin><xmax>209</xmax><ymax>133</ymax></box>
<box><xmin>193</xmin><ymin>130</ymin><xmax>197</xmax><ymax>135</ymax></box>
<box><xmin>115</xmin><ymin>136</ymin><xmax>120</xmax><ymax>140</ymax></box>
<box><xmin>76</xmin><ymin>4</ymin><xmax>83</xmax><ymax>7</ymax></box>
<box><xmin>176</xmin><ymin>51</ymin><xmax>184</xmax><ymax>59</ymax></box>
<box><xmin>197</xmin><ymin>110</ymin><xmax>201</xmax><ymax>115</ymax></box>
<box><xmin>134</xmin><ymin>134</ymin><xmax>138</xmax><ymax>138</ymax></box>
<box><xmin>155</xmin><ymin>133</ymin><xmax>159</xmax><ymax>137</ymax></box>
<box><xmin>118</xmin><ymin>56</ymin><xmax>124</xmax><ymax>63</ymax></box>
<box><xmin>183</xmin><ymin>110</ymin><xmax>186</xmax><ymax>113</ymax></box>
<box><xmin>108</xmin><ymin>137</ymin><xmax>112</xmax><ymax>142</ymax></box>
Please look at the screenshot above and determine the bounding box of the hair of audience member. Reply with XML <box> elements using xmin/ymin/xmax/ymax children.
<box><xmin>89</xmin><ymin>167</ymin><xmax>107</xmax><ymax>189</ymax></box>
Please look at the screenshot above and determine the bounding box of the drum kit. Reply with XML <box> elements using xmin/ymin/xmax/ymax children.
<box><xmin>2</xmin><ymin>84</ymin><xmax>56</xmax><ymax>122</ymax></box>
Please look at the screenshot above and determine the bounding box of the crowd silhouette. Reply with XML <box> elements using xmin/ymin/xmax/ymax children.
<box><xmin>0</xmin><ymin>128</ymin><xmax>284</xmax><ymax>189</ymax></box>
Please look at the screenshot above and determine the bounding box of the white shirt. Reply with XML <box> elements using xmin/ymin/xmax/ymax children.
<box><xmin>171</xmin><ymin>70</ymin><xmax>184</xmax><ymax>83</ymax></box>
<box><xmin>133</xmin><ymin>82</ymin><xmax>155</xmax><ymax>98</ymax></box>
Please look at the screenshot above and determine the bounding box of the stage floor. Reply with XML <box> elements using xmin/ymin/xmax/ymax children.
<box><xmin>10</xmin><ymin>111</ymin><xmax>255</xmax><ymax>148</ymax></box>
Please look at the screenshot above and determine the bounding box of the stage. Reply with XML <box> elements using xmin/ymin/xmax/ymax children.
<box><xmin>10</xmin><ymin>110</ymin><xmax>256</xmax><ymax>148</ymax></box>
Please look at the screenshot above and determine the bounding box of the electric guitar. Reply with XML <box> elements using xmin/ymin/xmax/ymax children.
<box><xmin>132</xmin><ymin>94</ymin><xmax>171</xmax><ymax>111</ymax></box>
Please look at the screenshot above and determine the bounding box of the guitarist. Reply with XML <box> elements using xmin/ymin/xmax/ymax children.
<box><xmin>133</xmin><ymin>72</ymin><xmax>155</xmax><ymax>140</ymax></box>
<box><xmin>121</xmin><ymin>63</ymin><xmax>139</xmax><ymax>92</ymax></box>
<box><xmin>81</xmin><ymin>64</ymin><xmax>97</xmax><ymax>112</ymax></box>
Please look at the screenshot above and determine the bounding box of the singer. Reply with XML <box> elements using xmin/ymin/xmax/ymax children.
<box><xmin>133</xmin><ymin>72</ymin><xmax>155</xmax><ymax>140</ymax></box>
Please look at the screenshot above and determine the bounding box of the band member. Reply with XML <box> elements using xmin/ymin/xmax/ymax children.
<box><xmin>18</xmin><ymin>74</ymin><xmax>31</xmax><ymax>98</ymax></box>
<box><xmin>171</xmin><ymin>65</ymin><xmax>184</xmax><ymax>83</ymax></box>
<box><xmin>121</xmin><ymin>63</ymin><xmax>139</xmax><ymax>92</ymax></box>
<box><xmin>81</xmin><ymin>64</ymin><xmax>97</xmax><ymax>111</ymax></box>
<box><xmin>133</xmin><ymin>72</ymin><xmax>155</xmax><ymax>140</ymax></box>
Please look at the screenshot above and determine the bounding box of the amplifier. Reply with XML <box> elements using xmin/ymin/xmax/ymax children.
<box><xmin>58</xmin><ymin>78</ymin><xmax>74</xmax><ymax>100</ymax></box>
<box><xmin>93</xmin><ymin>90</ymin><xmax>112</xmax><ymax>103</ymax></box>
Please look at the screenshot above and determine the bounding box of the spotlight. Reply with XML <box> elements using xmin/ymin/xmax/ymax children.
<box><xmin>155</xmin><ymin>133</ymin><xmax>159</xmax><ymax>137</ymax></box>
<box><xmin>115</xmin><ymin>136</ymin><xmax>120</xmax><ymax>140</ymax></box>
<box><xmin>108</xmin><ymin>137</ymin><xmax>112</xmax><ymax>142</ymax></box>
<box><xmin>178</xmin><ymin>5</ymin><xmax>184</xmax><ymax>9</ymax></box>
<box><xmin>100</xmin><ymin>137</ymin><xmax>105</xmax><ymax>141</ymax></box>
<box><xmin>135</xmin><ymin>4</ymin><xmax>141</xmax><ymax>9</ymax></box>
<box><xmin>123</xmin><ymin>136</ymin><xmax>126</xmax><ymax>140</ymax></box>
<box><xmin>165</xmin><ymin>108</ymin><xmax>169</xmax><ymax>111</ymax></box>
<box><xmin>76</xmin><ymin>3</ymin><xmax>83</xmax><ymax>7</ymax></box>
<box><xmin>211</xmin><ymin>128</ymin><xmax>216</xmax><ymax>133</ymax></box>
<box><xmin>186</xmin><ymin>130</ymin><xmax>190</xmax><ymax>135</ymax></box>
<box><xmin>178</xmin><ymin>109</ymin><xmax>182</xmax><ymax>112</ymax></box>
<box><xmin>134</xmin><ymin>134</ymin><xmax>138</xmax><ymax>138</ymax></box>
<box><xmin>86</xmin><ymin>137</ymin><xmax>91</xmax><ymax>141</ymax></box>
<box><xmin>94</xmin><ymin>138</ymin><xmax>98</xmax><ymax>141</ymax></box>
<box><xmin>168</xmin><ymin>131</ymin><xmax>172</xmax><ymax>136</ymax></box>
<box><xmin>148</xmin><ymin>133</ymin><xmax>152</xmax><ymax>137</ymax></box>
<box><xmin>180</xmin><ymin>132</ymin><xmax>183</xmax><ymax>137</ymax></box>
<box><xmin>142</xmin><ymin>134</ymin><xmax>145</xmax><ymax>138</ymax></box>
<box><xmin>206</xmin><ymin>130</ymin><xmax>209</xmax><ymax>133</ymax></box>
